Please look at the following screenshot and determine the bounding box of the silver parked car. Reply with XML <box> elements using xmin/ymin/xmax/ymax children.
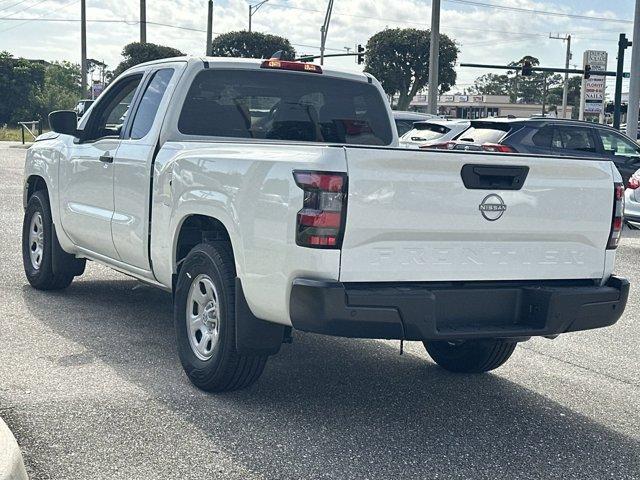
<box><xmin>625</xmin><ymin>169</ymin><xmax>640</xmax><ymax>229</ymax></box>
<box><xmin>392</xmin><ymin>111</ymin><xmax>439</xmax><ymax>136</ymax></box>
<box><xmin>399</xmin><ymin>119</ymin><xmax>470</xmax><ymax>149</ymax></box>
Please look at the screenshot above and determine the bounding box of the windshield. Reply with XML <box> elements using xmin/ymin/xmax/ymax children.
<box><xmin>178</xmin><ymin>69</ymin><xmax>393</xmax><ymax>145</ymax></box>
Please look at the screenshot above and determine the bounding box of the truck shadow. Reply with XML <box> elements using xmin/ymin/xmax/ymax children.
<box><xmin>22</xmin><ymin>276</ymin><xmax>640</xmax><ymax>479</ymax></box>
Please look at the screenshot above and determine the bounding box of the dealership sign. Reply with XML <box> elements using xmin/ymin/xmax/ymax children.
<box><xmin>581</xmin><ymin>50</ymin><xmax>608</xmax><ymax>115</ymax></box>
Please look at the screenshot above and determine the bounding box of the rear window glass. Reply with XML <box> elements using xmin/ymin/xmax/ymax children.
<box><xmin>405</xmin><ymin>124</ymin><xmax>450</xmax><ymax>141</ymax></box>
<box><xmin>395</xmin><ymin>120</ymin><xmax>415</xmax><ymax>136</ymax></box>
<box><xmin>178</xmin><ymin>69</ymin><xmax>393</xmax><ymax>145</ymax></box>
<box><xmin>457</xmin><ymin>126</ymin><xmax>509</xmax><ymax>144</ymax></box>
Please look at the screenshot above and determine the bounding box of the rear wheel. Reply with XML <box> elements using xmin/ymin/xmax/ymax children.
<box><xmin>424</xmin><ymin>339</ymin><xmax>516</xmax><ymax>373</ymax></box>
<box><xmin>22</xmin><ymin>191</ymin><xmax>85</xmax><ymax>290</ymax></box>
<box><xmin>174</xmin><ymin>242</ymin><xmax>268</xmax><ymax>392</ymax></box>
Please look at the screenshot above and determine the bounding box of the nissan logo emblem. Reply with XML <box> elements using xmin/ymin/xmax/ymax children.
<box><xmin>479</xmin><ymin>194</ymin><xmax>507</xmax><ymax>221</ymax></box>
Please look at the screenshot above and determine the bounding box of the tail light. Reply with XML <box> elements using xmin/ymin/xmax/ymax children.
<box><xmin>420</xmin><ymin>141</ymin><xmax>456</xmax><ymax>150</ymax></box>
<box><xmin>628</xmin><ymin>177</ymin><xmax>640</xmax><ymax>190</ymax></box>
<box><xmin>482</xmin><ymin>143</ymin><xmax>517</xmax><ymax>153</ymax></box>
<box><xmin>607</xmin><ymin>182</ymin><xmax>625</xmax><ymax>250</ymax></box>
<box><xmin>293</xmin><ymin>171</ymin><xmax>347</xmax><ymax>248</ymax></box>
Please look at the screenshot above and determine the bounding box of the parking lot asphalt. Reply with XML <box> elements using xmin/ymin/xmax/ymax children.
<box><xmin>0</xmin><ymin>144</ymin><xmax>639</xmax><ymax>479</ymax></box>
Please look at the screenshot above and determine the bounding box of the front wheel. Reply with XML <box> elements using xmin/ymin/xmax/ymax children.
<box><xmin>174</xmin><ymin>243</ymin><xmax>268</xmax><ymax>392</ymax></box>
<box><xmin>424</xmin><ymin>339</ymin><xmax>517</xmax><ymax>373</ymax></box>
<box><xmin>22</xmin><ymin>191</ymin><xmax>85</xmax><ymax>290</ymax></box>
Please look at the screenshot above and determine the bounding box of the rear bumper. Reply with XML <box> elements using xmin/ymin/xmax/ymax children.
<box><xmin>289</xmin><ymin>277</ymin><xmax>629</xmax><ymax>341</ymax></box>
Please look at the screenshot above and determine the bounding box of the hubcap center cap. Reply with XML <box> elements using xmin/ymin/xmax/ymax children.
<box><xmin>203</xmin><ymin>302</ymin><xmax>217</xmax><ymax>328</ymax></box>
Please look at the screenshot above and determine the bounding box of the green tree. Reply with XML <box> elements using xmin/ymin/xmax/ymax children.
<box><xmin>35</xmin><ymin>61</ymin><xmax>83</xmax><ymax>119</ymax></box>
<box><xmin>210</xmin><ymin>31</ymin><xmax>295</xmax><ymax>60</ymax></box>
<box><xmin>547</xmin><ymin>76</ymin><xmax>582</xmax><ymax>119</ymax></box>
<box><xmin>470</xmin><ymin>56</ymin><xmax>563</xmax><ymax>106</ymax></box>
<box><xmin>113</xmin><ymin>42</ymin><xmax>184</xmax><ymax>77</ymax></box>
<box><xmin>364</xmin><ymin>28</ymin><xmax>459</xmax><ymax>110</ymax></box>
<box><xmin>469</xmin><ymin>73</ymin><xmax>511</xmax><ymax>96</ymax></box>
<box><xmin>0</xmin><ymin>52</ymin><xmax>45</xmax><ymax>124</ymax></box>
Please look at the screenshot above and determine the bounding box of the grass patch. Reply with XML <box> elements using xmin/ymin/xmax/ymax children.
<box><xmin>0</xmin><ymin>125</ymin><xmax>48</xmax><ymax>142</ymax></box>
<box><xmin>0</xmin><ymin>126</ymin><xmax>24</xmax><ymax>142</ymax></box>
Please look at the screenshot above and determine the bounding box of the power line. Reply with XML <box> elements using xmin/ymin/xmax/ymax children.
<box><xmin>0</xmin><ymin>0</ymin><xmax>55</xmax><ymax>20</ymax></box>
<box><xmin>0</xmin><ymin>0</ymin><xmax>78</xmax><ymax>33</ymax></box>
<box><xmin>266</xmin><ymin>2</ymin><xmax>628</xmax><ymax>42</ymax></box>
<box><xmin>0</xmin><ymin>14</ymin><xmax>345</xmax><ymax>53</ymax></box>
<box><xmin>0</xmin><ymin>0</ymin><xmax>29</xmax><ymax>14</ymax></box>
<box><xmin>443</xmin><ymin>0</ymin><xmax>633</xmax><ymax>24</ymax></box>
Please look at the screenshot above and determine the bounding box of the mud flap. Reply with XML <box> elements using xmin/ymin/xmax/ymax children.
<box><xmin>51</xmin><ymin>224</ymin><xmax>86</xmax><ymax>277</ymax></box>
<box><xmin>235</xmin><ymin>278</ymin><xmax>285</xmax><ymax>356</ymax></box>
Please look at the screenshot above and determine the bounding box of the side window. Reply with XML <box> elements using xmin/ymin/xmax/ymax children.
<box><xmin>129</xmin><ymin>69</ymin><xmax>174</xmax><ymax>140</ymax></box>
<box><xmin>556</xmin><ymin>127</ymin><xmax>597</xmax><ymax>153</ymax></box>
<box><xmin>598</xmin><ymin>130</ymin><xmax>640</xmax><ymax>157</ymax></box>
<box><xmin>531</xmin><ymin>126</ymin><xmax>554</xmax><ymax>147</ymax></box>
<box><xmin>85</xmin><ymin>74</ymin><xmax>143</xmax><ymax>141</ymax></box>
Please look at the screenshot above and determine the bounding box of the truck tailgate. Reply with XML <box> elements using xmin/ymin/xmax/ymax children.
<box><xmin>339</xmin><ymin>147</ymin><xmax>614</xmax><ymax>282</ymax></box>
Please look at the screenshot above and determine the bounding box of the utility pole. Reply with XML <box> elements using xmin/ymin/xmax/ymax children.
<box><xmin>248</xmin><ymin>0</ymin><xmax>269</xmax><ymax>33</ymax></box>
<box><xmin>627</xmin><ymin>0</ymin><xmax>640</xmax><ymax>139</ymax></box>
<box><xmin>140</xmin><ymin>0</ymin><xmax>146</xmax><ymax>43</ymax></box>
<box><xmin>206</xmin><ymin>0</ymin><xmax>213</xmax><ymax>56</ymax></box>
<box><xmin>550</xmin><ymin>33</ymin><xmax>571</xmax><ymax>118</ymax></box>
<box><xmin>319</xmin><ymin>0</ymin><xmax>334</xmax><ymax>65</ymax></box>
<box><xmin>614</xmin><ymin>34</ymin><xmax>632</xmax><ymax>129</ymax></box>
<box><xmin>80</xmin><ymin>0</ymin><xmax>87</xmax><ymax>97</ymax></box>
<box><xmin>427</xmin><ymin>0</ymin><xmax>441</xmax><ymax>115</ymax></box>
<box><xmin>541</xmin><ymin>73</ymin><xmax>547</xmax><ymax>115</ymax></box>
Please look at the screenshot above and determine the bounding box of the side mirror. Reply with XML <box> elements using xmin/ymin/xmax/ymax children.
<box><xmin>48</xmin><ymin>110</ymin><xmax>78</xmax><ymax>136</ymax></box>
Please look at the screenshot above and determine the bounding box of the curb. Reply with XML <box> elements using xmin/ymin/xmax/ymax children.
<box><xmin>0</xmin><ymin>417</ymin><xmax>28</xmax><ymax>480</ymax></box>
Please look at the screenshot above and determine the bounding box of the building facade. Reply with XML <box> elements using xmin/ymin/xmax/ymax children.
<box><xmin>409</xmin><ymin>94</ymin><xmax>573</xmax><ymax>119</ymax></box>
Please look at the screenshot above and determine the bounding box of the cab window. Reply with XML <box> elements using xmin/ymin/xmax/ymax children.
<box><xmin>129</xmin><ymin>69</ymin><xmax>174</xmax><ymax>140</ymax></box>
<box><xmin>178</xmin><ymin>69</ymin><xmax>393</xmax><ymax>145</ymax></box>
<box><xmin>84</xmin><ymin>74</ymin><xmax>143</xmax><ymax>141</ymax></box>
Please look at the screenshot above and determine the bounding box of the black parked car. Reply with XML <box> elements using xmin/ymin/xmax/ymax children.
<box><xmin>426</xmin><ymin>118</ymin><xmax>640</xmax><ymax>185</ymax></box>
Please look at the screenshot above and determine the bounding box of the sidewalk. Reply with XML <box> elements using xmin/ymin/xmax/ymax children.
<box><xmin>0</xmin><ymin>141</ymin><xmax>32</xmax><ymax>149</ymax></box>
<box><xmin>0</xmin><ymin>417</ymin><xmax>27</xmax><ymax>480</ymax></box>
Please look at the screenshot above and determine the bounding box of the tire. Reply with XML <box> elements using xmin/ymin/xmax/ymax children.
<box><xmin>424</xmin><ymin>339</ymin><xmax>517</xmax><ymax>373</ymax></box>
<box><xmin>174</xmin><ymin>242</ymin><xmax>268</xmax><ymax>392</ymax></box>
<box><xmin>22</xmin><ymin>190</ymin><xmax>84</xmax><ymax>290</ymax></box>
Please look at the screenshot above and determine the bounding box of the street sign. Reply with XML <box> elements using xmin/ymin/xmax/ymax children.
<box><xmin>580</xmin><ymin>50</ymin><xmax>608</xmax><ymax>117</ymax></box>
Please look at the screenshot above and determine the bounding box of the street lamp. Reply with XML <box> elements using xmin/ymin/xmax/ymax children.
<box><xmin>248</xmin><ymin>0</ymin><xmax>269</xmax><ymax>33</ymax></box>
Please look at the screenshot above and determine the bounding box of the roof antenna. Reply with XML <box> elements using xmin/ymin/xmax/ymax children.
<box><xmin>270</xmin><ymin>50</ymin><xmax>284</xmax><ymax>60</ymax></box>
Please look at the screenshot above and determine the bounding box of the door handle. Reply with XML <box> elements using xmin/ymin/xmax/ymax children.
<box><xmin>460</xmin><ymin>164</ymin><xmax>529</xmax><ymax>190</ymax></box>
<box><xmin>99</xmin><ymin>154</ymin><xmax>113</xmax><ymax>164</ymax></box>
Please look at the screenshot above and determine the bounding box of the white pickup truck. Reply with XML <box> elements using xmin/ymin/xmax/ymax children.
<box><xmin>23</xmin><ymin>56</ymin><xmax>629</xmax><ymax>392</ymax></box>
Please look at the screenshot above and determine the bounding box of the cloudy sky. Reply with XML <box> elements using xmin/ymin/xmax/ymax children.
<box><xmin>0</xmin><ymin>0</ymin><xmax>636</xmax><ymax>94</ymax></box>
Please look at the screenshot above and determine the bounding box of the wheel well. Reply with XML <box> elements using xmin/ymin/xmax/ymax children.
<box><xmin>26</xmin><ymin>175</ymin><xmax>48</xmax><ymax>201</ymax></box>
<box><xmin>175</xmin><ymin>215</ymin><xmax>232</xmax><ymax>269</ymax></box>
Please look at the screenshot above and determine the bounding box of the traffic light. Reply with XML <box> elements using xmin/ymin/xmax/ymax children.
<box><xmin>357</xmin><ymin>44</ymin><xmax>365</xmax><ymax>65</ymax></box>
<box><xmin>584</xmin><ymin>64</ymin><xmax>591</xmax><ymax>79</ymax></box>
<box><xmin>521</xmin><ymin>61</ymin><xmax>533</xmax><ymax>76</ymax></box>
